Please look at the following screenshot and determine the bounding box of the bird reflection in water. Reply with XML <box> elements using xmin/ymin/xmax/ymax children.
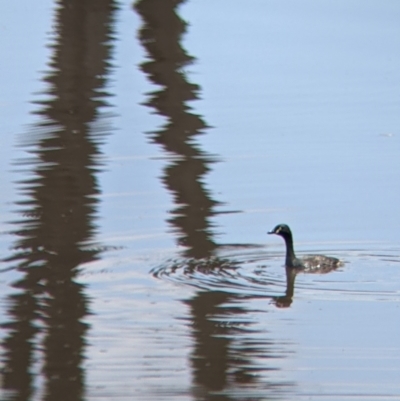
<box><xmin>272</xmin><ymin>267</ymin><xmax>297</xmax><ymax>308</ymax></box>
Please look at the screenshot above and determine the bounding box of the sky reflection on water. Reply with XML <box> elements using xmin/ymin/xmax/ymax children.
<box><xmin>1</xmin><ymin>0</ymin><xmax>400</xmax><ymax>400</ymax></box>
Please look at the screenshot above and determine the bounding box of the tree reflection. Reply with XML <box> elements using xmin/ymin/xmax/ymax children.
<box><xmin>135</xmin><ymin>0</ymin><xmax>295</xmax><ymax>399</ymax></box>
<box><xmin>186</xmin><ymin>290</ymin><xmax>295</xmax><ymax>399</ymax></box>
<box><xmin>1</xmin><ymin>1</ymin><xmax>117</xmax><ymax>400</ymax></box>
<box><xmin>135</xmin><ymin>0</ymin><xmax>222</xmax><ymax>260</ymax></box>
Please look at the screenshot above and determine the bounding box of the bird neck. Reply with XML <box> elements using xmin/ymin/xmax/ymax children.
<box><xmin>282</xmin><ymin>232</ymin><xmax>297</xmax><ymax>267</ymax></box>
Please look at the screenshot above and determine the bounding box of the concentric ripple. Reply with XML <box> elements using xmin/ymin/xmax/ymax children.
<box><xmin>152</xmin><ymin>247</ymin><xmax>284</xmax><ymax>296</ymax></box>
<box><xmin>151</xmin><ymin>244</ymin><xmax>400</xmax><ymax>304</ymax></box>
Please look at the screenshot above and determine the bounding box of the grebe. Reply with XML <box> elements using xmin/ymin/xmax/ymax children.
<box><xmin>268</xmin><ymin>224</ymin><xmax>343</xmax><ymax>273</ymax></box>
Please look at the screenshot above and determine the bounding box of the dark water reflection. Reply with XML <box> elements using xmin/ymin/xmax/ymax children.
<box><xmin>135</xmin><ymin>0</ymin><xmax>224</xmax><ymax>260</ymax></box>
<box><xmin>1</xmin><ymin>1</ymin><xmax>117</xmax><ymax>399</ymax></box>
<box><xmin>135</xmin><ymin>1</ymin><xmax>295</xmax><ymax>399</ymax></box>
<box><xmin>186</xmin><ymin>291</ymin><xmax>295</xmax><ymax>399</ymax></box>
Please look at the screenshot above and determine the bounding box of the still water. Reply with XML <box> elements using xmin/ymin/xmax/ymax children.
<box><xmin>1</xmin><ymin>0</ymin><xmax>400</xmax><ymax>400</ymax></box>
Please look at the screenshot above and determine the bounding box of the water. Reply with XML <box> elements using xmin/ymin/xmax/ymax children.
<box><xmin>1</xmin><ymin>0</ymin><xmax>400</xmax><ymax>400</ymax></box>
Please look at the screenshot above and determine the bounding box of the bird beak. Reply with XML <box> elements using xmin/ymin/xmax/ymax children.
<box><xmin>267</xmin><ymin>230</ymin><xmax>274</xmax><ymax>235</ymax></box>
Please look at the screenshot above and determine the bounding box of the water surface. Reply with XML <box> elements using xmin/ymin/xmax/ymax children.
<box><xmin>1</xmin><ymin>1</ymin><xmax>400</xmax><ymax>400</ymax></box>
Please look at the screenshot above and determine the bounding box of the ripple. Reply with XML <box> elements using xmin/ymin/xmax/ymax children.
<box><xmin>151</xmin><ymin>244</ymin><xmax>400</xmax><ymax>304</ymax></box>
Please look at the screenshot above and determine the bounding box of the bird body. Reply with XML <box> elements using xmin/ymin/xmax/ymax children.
<box><xmin>268</xmin><ymin>224</ymin><xmax>343</xmax><ymax>273</ymax></box>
